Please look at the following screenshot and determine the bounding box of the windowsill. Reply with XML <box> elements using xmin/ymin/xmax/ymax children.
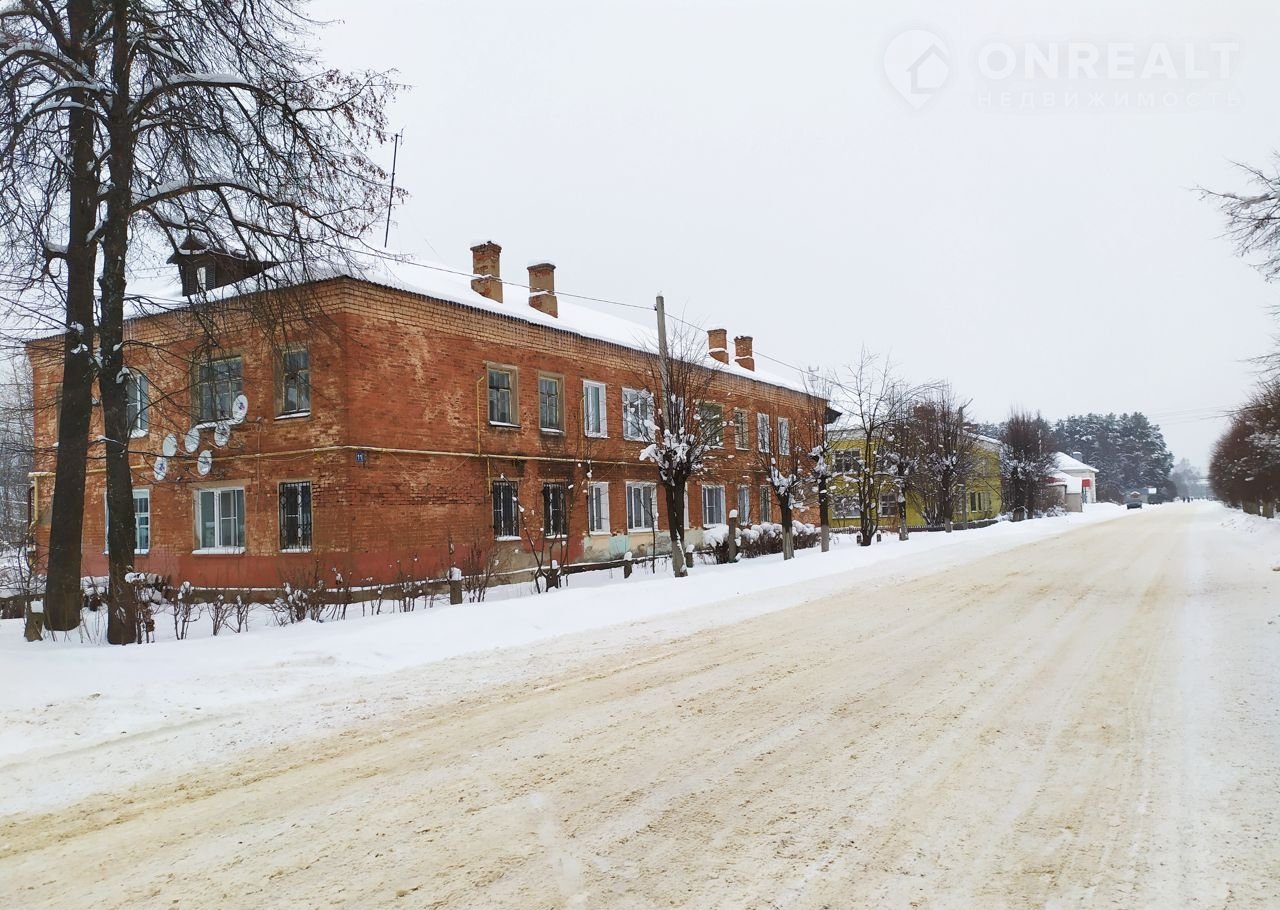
<box><xmin>543</xmin><ymin>534</ymin><xmax>567</xmax><ymax>540</ymax></box>
<box><xmin>588</xmin><ymin>530</ymin><xmax>611</xmax><ymax>537</ymax></box>
<box><xmin>130</xmin><ymin>429</ymin><xmax>149</xmax><ymax>439</ymax></box>
<box><xmin>193</xmin><ymin>547</ymin><xmax>245</xmax><ymax>556</ymax></box>
<box><xmin>494</xmin><ymin>535</ymin><xmax>521</xmax><ymax>542</ymax></box>
<box><xmin>275</xmin><ymin>411</ymin><xmax>311</xmax><ymax>421</ymax></box>
<box><xmin>626</xmin><ymin>528</ymin><xmax>654</xmax><ymax>534</ymax></box>
<box><xmin>489</xmin><ymin>422</ymin><xmax>521</xmax><ymax>430</ymax></box>
<box><xmin>280</xmin><ymin>547</ymin><xmax>312</xmax><ymax>554</ymax></box>
<box><xmin>622</xmin><ymin>435</ymin><xmax>646</xmax><ymax>443</ymax></box>
<box><xmin>585</xmin><ymin>432</ymin><xmax>609</xmax><ymax>440</ymax></box>
<box><xmin>104</xmin><ymin>550</ymin><xmax>149</xmax><ymax>556</ymax></box>
<box><xmin>540</xmin><ymin>427</ymin><xmax>564</xmax><ymax>435</ymax></box>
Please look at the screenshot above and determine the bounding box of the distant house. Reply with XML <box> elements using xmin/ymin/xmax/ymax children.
<box><xmin>1053</xmin><ymin>452</ymin><xmax>1098</xmax><ymax>505</ymax></box>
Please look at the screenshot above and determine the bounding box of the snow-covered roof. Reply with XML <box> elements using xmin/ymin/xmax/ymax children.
<box><xmin>122</xmin><ymin>249</ymin><xmax>810</xmax><ymax>395</ymax></box>
<box><xmin>1054</xmin><ymin>452</ymin><xmax>1098</xmax><ymax>474</ymax></box>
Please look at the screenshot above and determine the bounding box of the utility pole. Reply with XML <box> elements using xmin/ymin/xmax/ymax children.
<box><xmin>383</xmin><ymin>129</ymin><xmax>403</xmax><ymax>248</ymax></box>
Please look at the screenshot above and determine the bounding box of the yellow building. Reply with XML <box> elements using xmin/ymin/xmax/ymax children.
<box><xmin>828</xmin><ymin>433</ymin><xmax>1003</xmax><ymax>533</ymax></box>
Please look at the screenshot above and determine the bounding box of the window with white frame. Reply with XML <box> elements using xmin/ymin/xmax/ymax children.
<box><xmin>538</xmin><ymin>375</ymin><xmax>563</xmax><ymax>432</ymax></box>
<box><xmin>105</xmin><ymin>488</ymin><xmax>151</xmax><ymax>553</ymax></box>
<box><xmin>757</xmin><ymin>412</ymin><xmax>771</xmax><ymax>452</ymax></box>
<box><xmin>279</xmin><ymin>348</ymin><xmax>310</xmax><ymax>416</ymax></box>
<box><xmin>622</xmin><ymin>388</ymin><xmax>653</xmax><ymax>441</ymax></box>
<box><xmin>492</xmin><ymin>480</ymin><xmax>519</xmax><ymax>538</ymax></box>
<box><xmin>487</xmin><ymin>366</ymin><xmax>517</xmax><ymax>425</ymax></box>
<box><xmin>543</xmin><ymin>482</ymin><xmax>567</xmax><ymax>536</ymax></box>
<box><xmin>733</xmin><ymin>409</ymin><xmax>748</xmax><ymax>450</ymax></box>
<box><xmin>833</xmin><ymin>495</ymin><xmax>859</xmax><ymax>519</ymax></box>
<box><xmin>833</xmin><ymin>449</ymin><xmax>857</xmax><ymax>474</ymax></box>
<box><xmin>880</xmin><ymin>490</ymin><xmax>900</xmax><ymax>519</ymax></box>
<box><xmin>125</xmin><ymin>373</ymin><xmax>149</xmax><ymax>436</ymax></box>
<box><xmin>626</xmin><ymin>481</ymin><xmax>657</xmax><ymax>531</ymax></box>
<box><xmin>279</xmin><ymin>481</ymin><xmax>312</xmax><ymax>551</ymax></box>
<box><xmin>195</xmin><ymin>356</ymin><xmax>243</xmax><ymax>423</ymax></box>
<box><xmin>699</xmin><ymin>403</ymin><xmax>724</xmax><ymax>448</ymax></box>
<box><xmin>701</xmin><ymin>485</ymin><xmax>726</xmax><ymax>526</ymax></box>
<box><xmin>736</xmin><ymin>485</ymin><xmax>751</xmax><ymax>524</ymax></box>
<box><xmin>587</xmin><ymin>482</ymin><xmax>610</xmax><ymax>534</ymax></box>
<box><xmin>759</xmin><ymin>486</ymin><xmax>772</xmax><ymax>523</ymax></box>
<box><xmin>583</xmin><ymin>380</ymin><xmax>607</xmax><ymax>437</ymax></box>
<box><xmin>778</xmin><ymin>417</ymin><xmax>791</xmax><ymax>455</ymax></box>
<box><xmin>195</xmin><ymin>487</ymin><xmax>245</xmax><ymax>550</ymax></box>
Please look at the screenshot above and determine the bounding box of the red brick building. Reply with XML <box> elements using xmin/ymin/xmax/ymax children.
<box><xmin>27</xmin><ymin>242</ymin><xmax>826</xmax><ymax>589</ymax></box>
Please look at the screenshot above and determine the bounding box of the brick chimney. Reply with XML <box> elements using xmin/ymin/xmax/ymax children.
<box><xmin>470</xmin><ymin>241</ymin><xmax>502</xmax><ymax>302</ymax></box>
<box><xmin>734</xmin><ymin>335</ymin><xmax>755</xmax><ymax>371</ymax></box>
<box><xmin>707</xmin><ymin>328</ymin><xmax>729</xmax><ymax>364</ymax></box>
<box><xmin>528</xmin><ymin>262</ymin><xmax>557</xmax><ymax>318</ymax></box>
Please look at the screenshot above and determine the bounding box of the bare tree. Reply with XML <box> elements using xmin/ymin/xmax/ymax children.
<box><xmin>635</xmin><ymin>322</ymin><xmax>725</xmax><ymax>577</ymax></box>
<box><xmin>836</xmin><ymin>351</ymin><xmax>921</xmax><ymax>547</ymax></box>
<box><xmin>5</xmin><ymin>1</ymin><xmax>397</xmax><ymax>642</ymax></box>
<box><xmin>758</xmin><ymin>412</ymin><xmax>806</xmax><ymax>560</ymax></box>
<box><xmin>1</xmin><ymin>0</ymin><xmax>105</xmax><ymax>631</ymax></box>
<box><xmin>798</xmin><ymin>369</ymin><xmax>838</xmax><ymax>552</ymax></box>
<box><xmin>912</xmin><ymin>386</ymin><xmax>980</xmax><ymax>531</ymax></box>
<box><xmin>1001</xmin><ymin>410</ymin><xmax>1057</xmax><ymax>519</ymax></box>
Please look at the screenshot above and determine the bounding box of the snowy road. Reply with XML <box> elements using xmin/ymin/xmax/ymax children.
<box><xmin>2</xmin><ymin>504</ymin><xmax>1278</xmax><ymax>908</ymax></box>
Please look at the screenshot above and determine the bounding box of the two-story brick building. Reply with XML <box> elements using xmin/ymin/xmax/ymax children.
<box><xmin>27</xmin><ymin>241</ymin><xmax>827</xmax><ymax>589</ymax></box>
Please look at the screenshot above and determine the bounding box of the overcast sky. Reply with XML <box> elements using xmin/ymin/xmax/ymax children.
<box><xmin>311</xmin><ymin>0</ymin><xmax>1280</xmax><ymax>467</ymax></box>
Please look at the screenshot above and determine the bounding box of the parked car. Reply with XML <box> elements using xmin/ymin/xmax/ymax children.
<box><xmin>1126</xmin><ymin>500</ymin><xmax>1143</xmax><ymax>510</ymax></box>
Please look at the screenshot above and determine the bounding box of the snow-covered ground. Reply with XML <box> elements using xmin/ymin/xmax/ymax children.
<box><xmin>0</xmin><ymin>503</ymin><xmax>1142</xmax><ymax>814</ymax></box>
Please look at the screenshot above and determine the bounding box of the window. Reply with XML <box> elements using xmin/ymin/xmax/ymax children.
<box><xmin>105</xmin><ymin>488</ymin><xmax>151</xmax><ymax>553</ymax></box>
<box><xmin>487</xmin><ymin>367</ymin><xmax>516</xmax><ymax>425</ymax></box>
<box><xmin>626</xmin><ymin>481</ymin><xmax>657</xmax><ymax>531</ymax></box>
<box><xmin>583</xmin><ymin>380</ymin><xmax>607</xmax><ymax>437</ymax></box>
<box><xmin>778</xmin><ymin>417</ymin><xmax>791</xmax><ymax>455</ymax></box>
<box><xmin>196</xmin><ymin>487</ymin><xmax>245</xmax><ymax>551</ymax></box>
<box><xmin>880</xmin><ymin>491</ymin><xmax>900</xmax><ymax>519</ymax></box>
<box><xmin>622</xmin><ymin>388</ymin><xmax>654</xmax><ymax>441</ymax></box>
<box><xmin>759</xmin><ymin>486</ymin><xmax>772</xmax><ymax>523</ymax></box>
<box><xmin>538</xmin><ymin>375</ymin><xmax>563</xmax><ymax>431</ymax></box>
<box><xmin>833</xmin><ymin>495</ymin><xmax>860</xmax><ymax>520</ymax></box>
<box><xmin>279</xmin><ymin>481</ymin><xmax>312</xmax><ymax>551</ymax></box>
<box><xmin>587</xmin><ymin>482</ymin><xmax>610</xmax><ymax>534</ymax></box>
<box><xmin>195</xmin><ymin>356</ymin><xmax>243</xmax><ymax>424</ymax></box>
<box><xmin>195</xmin><ymin>263</ymin><xmax>213</xmax><ymax>292</ymax></box>
<box><xmin>733</xmin><ymin>409</ymin><xmax>748</xmax><ymax>450</ymax></box>
<box><xmin>833</xmin><ymin>449</ymin><xmax>857</xmax><ymax>474</ymax></box>
<box><xmin>543</xmin><ymin>482</ymin><xmax>567</xmax><ymax>536</ymax></box>
<box><xmin>492</xmin><ymin>481</ymin><xmax>519</xmax><ymax>538</ymax></box>
<box><xmin>125</xmin><ymin>373</ymin><xmax>149</xmax><ymax>436</ymax></box>
<box><xmin>736</xmin><ymin>486</ymin><xmax>751</xmax><ymax>525</ymax></box>
<box><xmin>701</xmin><ymin>485</ymin><xmax>726</xmax><ymax>526</ymax></box>
<box><xmin>699</xmin><ymin>403</ymin><xmax>724</xmax><ymax>448</ymax></box>
<box><xmin>969</xmin><ymin>491</ymin><xmax>992</xmax><ymax>513</ymax></box>
<box><xmin>280</xmin><ymin>348</ymin><xmax>310</xmax><ymax>416</ymax></box>
<box><xmin>757</xmin><ymin>413</ymin><xmax>771</xmax><ymax>452</ymax></box>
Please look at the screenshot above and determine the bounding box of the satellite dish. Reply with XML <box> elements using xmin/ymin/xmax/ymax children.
<box><xmin>231</xmin><ymin>394</ymin><xmax>249</xmax><ymax>424</ymax></box>
<box><xmin>153</xmin><ymin>456</ymin><xmax>169</xmax><ymax>482</ymax></box>
<box><xmin>161</xmin><ymin>433</ymin><xmax>178</xmax><ymax>458</ymax></box>
<box><xmin>183</xmin><ymin>427</ymin><xmax>200</xmax><ymax>454</ymax></box>
<box><xmin>213</xmin><ymin>421</ymin><xmax>231</xmax><ymax>447</ymax></box>
<box><xmin>196</xmin><ymin>449</ymin><xmax>213</xmax><ymax>476</ymax></box>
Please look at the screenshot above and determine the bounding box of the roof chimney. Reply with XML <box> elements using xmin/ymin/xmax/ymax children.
<box><xmin>707</xmin><ymin>328</ymin><xmax>729</xmax><ymax>364</ymax></box>
<box><xmin>470</xmin><ymin>241</ymin><xmax>502</xmax><ymax>303</ymax></box>
<box><xmin>528</xmin><ymin>262</ymin><xmax>557</xmax><ymax>318</ymax></box>
<box><xmin>733</xmin><ymin>335</ymin><xmax>754</xmax><ymax>371</ymax></box>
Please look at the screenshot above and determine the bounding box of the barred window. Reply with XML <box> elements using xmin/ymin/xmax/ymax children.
<box><xmin>492</xmin><ymin>481</ymin><xmax>519</xmax><ymax>538</ymax></box>
<box><xmin>279</xmin><ymin>482</ymin><xmax>313</xmax><ymax>551</ymax></box>
<box><xmin>543</xmin><ymin>482</ymin><xmax>567</xmax><ymax>536</ymax></box>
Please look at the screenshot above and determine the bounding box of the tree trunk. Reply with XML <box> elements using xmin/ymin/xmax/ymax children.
<box><xmin>98</xmin><ymin>0</ymin><xmax>139</xmax><ymax>645</ymax></box>
<box><xmin>780</xmin><ymin>500</ymin><xmax>794</xmax><ymax>560</ymax></box>
<box><xmin>665</xmin><ymin>484</ymin><xmax>687</xmax><ymax>577</ymax></box>
<box><xmin>818</xmin><ymin>477</ymin><xmax>830</xmax><ymax>552</ymax></box>
<box><xmin>43</xmin><ymin>0</ymin><xmax>101</xmax><ymax>632</ymax></box>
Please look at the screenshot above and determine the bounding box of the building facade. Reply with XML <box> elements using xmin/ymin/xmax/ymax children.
<box><xmin>27</xmin><ymin>242</ymin><xmax>825</xmax><ymax>589</ymax></box>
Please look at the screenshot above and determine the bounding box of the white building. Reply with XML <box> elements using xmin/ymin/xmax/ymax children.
<box><xmin>1054</xmin><ymin>452</ymin><xmax>1099</xmax><ymax>505</ymax></box>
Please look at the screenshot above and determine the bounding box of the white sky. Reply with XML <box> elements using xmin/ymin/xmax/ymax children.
<box><xmin>312</xmin><ymin>0</ymin><xmax>1280</xmax><ymax>467</ymax></box>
